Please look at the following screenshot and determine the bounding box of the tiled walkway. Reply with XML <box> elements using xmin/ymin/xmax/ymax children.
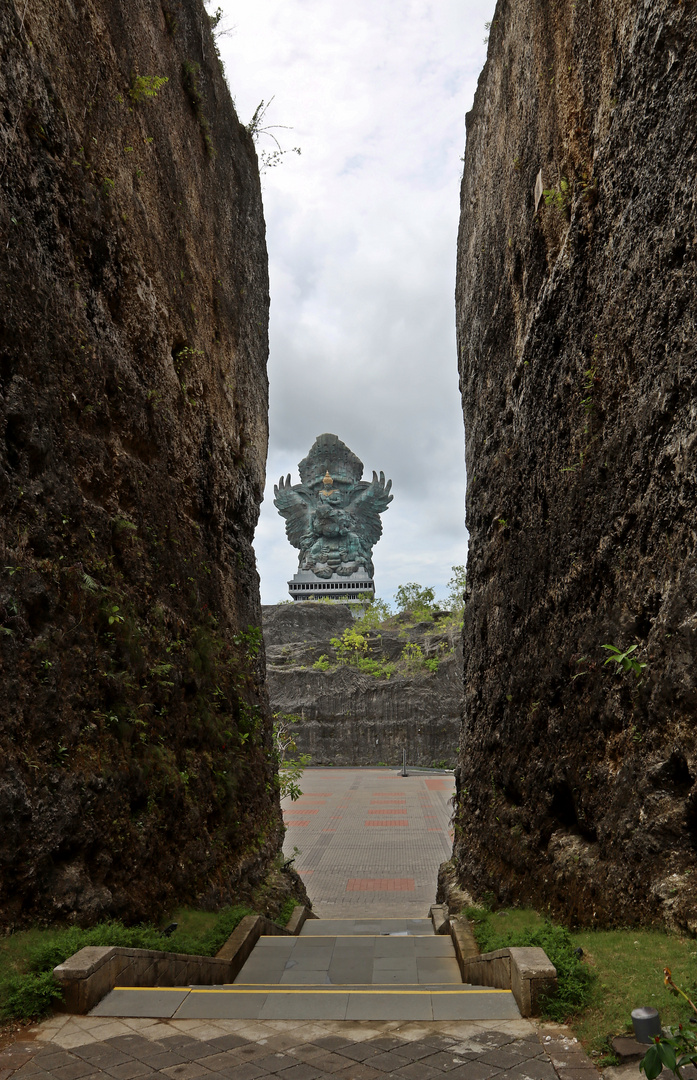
<box><xmin>282</xmin><ymin>769</ymin><xmax>455</xmax><ymax>918</ymax></box>
<box><xmin>1</xmin><ymin>1014</ymin><xmax>574</xmax><ymax>1080</ymax></box>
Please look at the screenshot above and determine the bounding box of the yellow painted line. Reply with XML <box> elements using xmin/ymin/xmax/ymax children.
<box><xmin>188</xmin><ymin>988</ymin><xmax>512</xmax><ymax>996</ymax></box>
<box><xmin>112</xmin><ymin>986</ymin><xmax>513</xmax><ymax>996</ymax></box>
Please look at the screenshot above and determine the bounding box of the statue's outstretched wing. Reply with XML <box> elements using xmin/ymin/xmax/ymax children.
<box><xmin>347</xmin><ymin>471</ymin><xmax>393</xmax><ymax>547</ymax></box>
<box><xmin>273</xmin><ymin>476</ymin><xmax>314</xmax><ymax>550</ymax></box>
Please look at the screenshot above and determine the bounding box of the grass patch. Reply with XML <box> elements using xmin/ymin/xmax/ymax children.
<box><xmin>571</xmin><ymin>928</ymin><xmax>697</xmax><ymax>1056</ymax></box>
<box><xmin>465</xmin><ymin>907</ymin><xmax>697</xmax><ymax>1060</ymax></box>
<box><xmin>0</xmin><ymin>904</ymin><xmax>253</xmax><ymax>1021</ymax></box>
<box><xmin>277</xmin><ymin>897</ymin><xmax>297</xmax><ymax>926</ymax></box>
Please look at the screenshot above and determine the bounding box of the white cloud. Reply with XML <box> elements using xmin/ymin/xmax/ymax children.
<box><xmin>217</xmin><ymin>0</ymin><xmax>495</xmax><ymax>605</ymax></box>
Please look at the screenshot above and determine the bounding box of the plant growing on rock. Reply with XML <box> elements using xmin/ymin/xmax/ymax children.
<box><xmin>129</xmin><ymin>75</ymin><xmax>169</xmax><ymax>103</ymax></box>
<box><xmin>601</xmin><ymin>643</ymin><xmax>646</xmax><ymax>677</ymax></box>
<box><xmin>331</xmin><ymin>626</ymin><xmax>369</xmax><ymax>662</ymax></box>
<box><xmin>543</xmin><ymin>176</ymin><xmax>571</xmax><ymax>214</ymax></box>
<box><xmin>272</xmin><ymin>713</ymin><xmax>310</xmax><ymax>801</ymax></box>
<box><xmin>401</xmin><ymin>641</ymin><xmax>438</xmax><ymax>674</ymax></box>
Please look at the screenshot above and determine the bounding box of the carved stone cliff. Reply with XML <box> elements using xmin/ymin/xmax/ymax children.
<box><xmin>0</xmin><ymin>0</ymin><xmax>287</xmax><ymax>926</ymax></box>
<box><xmin>264</xmin><ymin>604</ymin><xmax>461</xmax><ymax>768</ymax></box>
<box><xmin>455</xmin><ymin>0</ymin><xmax>697</xmax><ymax>928</ymax></box>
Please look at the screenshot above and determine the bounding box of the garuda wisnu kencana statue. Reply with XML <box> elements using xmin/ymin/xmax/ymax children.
<box><xmin>273</xmin><ymin>434</ymin><xmax>393</xmax><ymax>579</ymax></box>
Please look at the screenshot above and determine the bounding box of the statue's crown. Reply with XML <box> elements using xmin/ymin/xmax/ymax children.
<box><xmin>298</xmin><ymin>433</ymin><xmax>364</xmax><ymax>488</ymax></box>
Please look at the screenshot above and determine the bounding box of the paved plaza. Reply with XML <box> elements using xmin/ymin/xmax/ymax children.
<box><xmin>282</xmin><ymin>769</ymin><xmax>455</xmax><ymax>918</ymax></box>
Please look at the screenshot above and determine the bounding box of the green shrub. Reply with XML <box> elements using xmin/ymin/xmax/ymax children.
<box><xmin>355</xmin><ymin>656</ymin><xmax>394</xmax><ymax>678</ymax></box>
<box><xmin>0</xmin><ymin>905</ymin><xmax>253</xmax><ymax>1021</ymax></box>
<box><xmin>0</xmin><ymin>969</ymin><xmax>64</xmax><ymax>1020</ymax></box>
<box><xmin>466</xmin><ymin>908</ymin><xmax>596</xmax><ymax>1021</ymax></box>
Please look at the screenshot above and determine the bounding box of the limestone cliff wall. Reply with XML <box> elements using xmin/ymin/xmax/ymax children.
<box><xmin>264</xmin><ymin>604</ymin><xmax>461</xmax><ymax>768</ymax></box>
<box><xmin>0</xmin><ymin>0</ymin><xmax>283</xmax><ymax>927</ymax></box>
<box><xmin>455</xmin><ymin>0</ymin><xmax>697</xmax><ymax>929</ymax></box>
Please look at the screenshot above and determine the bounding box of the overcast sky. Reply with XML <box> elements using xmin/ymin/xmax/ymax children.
<box><xmin>216</xmin><ymin>0</ymin><xmax>495</xmax><ymax>606</ymax></box>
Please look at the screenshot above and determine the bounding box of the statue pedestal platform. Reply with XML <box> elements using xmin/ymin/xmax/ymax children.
<box><xmin>288</xmin><ymin>569</ymin><xmax>375</xmax><ymax>603</ymax></box>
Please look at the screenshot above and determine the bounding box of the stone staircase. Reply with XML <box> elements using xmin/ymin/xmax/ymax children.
<box><xmin>91</xmin><ymin>917</ymin><xmax>520</xmax><ymax>1022</ymax></box>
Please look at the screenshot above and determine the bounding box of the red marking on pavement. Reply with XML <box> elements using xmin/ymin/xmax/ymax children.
<box><xmin>346</xmin><ymin>878</ymin><xmax>415</xmax><ymax>892</ymax></box>
<box><xmin>285</xmin><ymin>820</ymin><xmax>309</xmax><ymax>826</ymax></box>
<box><xmin>365</xmin><ymin>820</ymin><xmax>408</xmax><ymax>827</ymax></box>
<box><xmin>367</xmin><ymin>808</ymin><xmax>407</xmax><ymax>815</ymax></box>
<box><xmin>298</xmin><ymin>793</ymin><xmax>333</xmax><ymax>797</ymax></box>
<box><xmin>425</xmin><ymin>778</ymin><xmax>451</xmax><ymax>790</ymax></box>
<box><xmin>284</xmin><ymin>807</ymin><xmax>319</xmax><ymax>814</ymax></box>
<box><xmin>370</xmin><ymin>798</ymin><xmax>406</xmax><ymax>803</ymax></box>
<box><xmin>321</xmin><ymin>829</ymin><xmax>336</xmax><ymax>833</ymax></box>
<box><xmin>299</xmin><ymin>870</ymin><xmax>314</xmax><ymax>876</ymax></box>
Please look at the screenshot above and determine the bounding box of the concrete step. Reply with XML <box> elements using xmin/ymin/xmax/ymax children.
<box><xmin>300</xmin><ymin>917</ymin><xmax>435</xmax><ymax>935</ymax></box>
<box><xmin>240</xmin><ymin>933</ymin><xmax>460</xmax><ymax>985</ymax></box>
<box><xmin>87</xmin><ymin>917</ymin><xmax>520</xmax><ymax>1022</ymax></box>
<box><xmin>90</xmin><ymin>983</ymin><xmax>520</xmax><ymax>1021</ymax></box>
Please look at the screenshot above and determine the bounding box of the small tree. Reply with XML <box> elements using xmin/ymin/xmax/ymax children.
<box><xmin>355</xmin><ymin>593</ymin><xmax>392</xmax><ymax>630</ymax></box>
<box><xmin>394</xmin><ymin>583</ymin><xmax>436</xmax><ymax>618</ymax></box>
<box><xmin>445</xmin><ymin>565</ymin><xmax>467</xmax><ymax>612</ymax></box>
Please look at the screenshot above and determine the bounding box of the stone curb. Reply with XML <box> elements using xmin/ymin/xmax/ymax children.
<box><xmin>448</xmin><ymin>915</ymin><xmax>557</xmax><ymax>1018</ymax></box>
<box><xmin>429</xmin><ymin>903</ymin><xmax>450</xmax><ymax>934</ymax></box>
<box><xmin>52</xmin><ymin>905</ymin><xmax>314</xmax><ymax>1015</ymax></box>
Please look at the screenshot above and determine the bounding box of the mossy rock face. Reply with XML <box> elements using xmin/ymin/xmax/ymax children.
<box><xmin>0</xmin><ymin>0</ymin><xmax>278</xmax><ymax>928</ymax></box>
<box><xmin>455</xmin><ymin>0</ymin><xmax>697</xmax><ymax>930</ymax></box>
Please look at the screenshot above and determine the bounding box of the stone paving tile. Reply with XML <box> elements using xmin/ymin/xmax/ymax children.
<box><xmin>212</xmin><ymin>1065</ymin><xmax>264</xmax><ymax>1080</ymax></box>
<box><xmin>51</xmin><ymin>1064</ymin><xmax>100</xmax><ymax>1080</ymax></box>
<box><xmin>242</xmin><ymin>1053</ymin><xmax>297</xmax><ymax>1075</ymax></box>
<box><xmin>272</xmin><ymin>1066</ymin><xmax>322</xmax><ymax>1080</ymax></box>
<box><xmin>444</xmin><ymin>1067</ymin><xmax>504</xmax><ymax>1080</ymax></box>
<box><xmin>391</xmin><ymin>1063</ymin><xmax>442</xmax><ymax>1080</ymax></box>
<box><xmin>550</xmin><ymin>1071</ymin><xmax>597</xmax><ymax>1080</ymax></box>
<box><xmin>160</xmin><ymin>1065</ymin><xmax>212</xmax><ymax>1080</ymax></box>
<box><xmin>480</xmin><ymin>1049</ymin><xmax>543</xmax><ymax>1070</ymax></box>
<box><xmin>368</xmin><ymin>1049</ymin><xmax>418</xmax><ymax>1073</ymax></box>
<box><xmin>103</xmin><ymin>1062</ymin><xmax>155</xmax><ymax>1079</ymax></box>
<box><xmin>504</xmin><ymin>1064</ymin><xmax>558</xmax><ymax>1080</ymax></box>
